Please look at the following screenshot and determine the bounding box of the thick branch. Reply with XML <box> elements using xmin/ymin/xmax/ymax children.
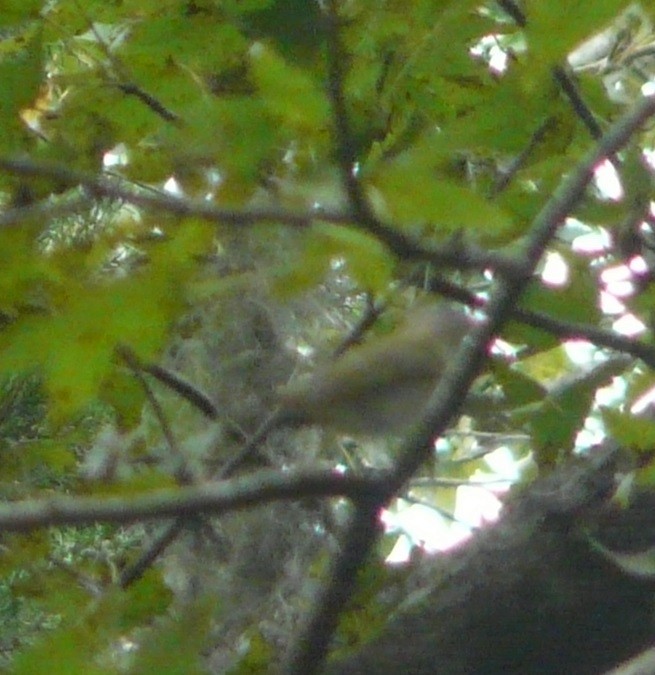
<box><xmin>327</xmin><ymin>443</ymin><xmax>655</xmax><ymax>675</ymax></box>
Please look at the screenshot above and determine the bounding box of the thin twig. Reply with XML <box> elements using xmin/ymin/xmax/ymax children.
<box><xmin>490</xmin><ymin>117</ymin><xmax>559</xmax><ymax>197</ymax></box>
<box><xmin>75</xmin><ymin>0</ymin><xmax>180</xmax><ymax>123</ymax></box>
<box><xmin>410</xmin><ymin>475</ymin><xmax>518</xmax><ymax>488</ymax></box>
<box><xmin>115</xmin><ymin>83</ymin><xmax>180</xmax><ymax>123</ymax></box>
<box><xmin>332</xmin><ymin>295</ymin><xmax>384</xmax><ymax>358</ymax></box>
<box><xmin>117</xmin><ymin>346</ymin><xmax>193</xmax><ymax>485</ymax></box>
<box><xmin>118</xmin><ymin>518</ymin><xmax>185</xmax><ymax>588</ymax></box>
<box><xmin>215</xmin><ymin>410</ymin><xmax>281</xmax><ymax>479</ymax></box>
<box><xmin>400</xmin><ymin>494</ymin><xmax>459</xmax><ymax>523</ymax></box>
<box><xmin>552</xmin><ymin>66</ymin><xmax>603</xmax><ymax>140</ymax></box>
<box><xmin>496</xmin><ymin>0</ymin><xmax>525</xmax><ymax>26</ymax></box>
<box><xmin>420</xmin><ymin>273</ymin><xmax>655</xmax><ymax>369</ymax></box>
<box><xmin>496</xmin><ymin>1</ymin><xmax>604</xmax><ymax>148</ymax></box>
<box><xmin>117</xmin><ymin>345</ymin><xmax>205</xmax><ymax>587</ymax></box>
<box><xmin>322</xmin><ymin>0</ymin><xmax>372</xmax><ymax>223</ymax></box>
<box><xmin>514</xmin><ymin>308</ymin><xmax>655</xmax><ymax>368</ymax></box>
<box><xmin>132</xmin><ymin>359</ymin><xmax>218</xmax><ymax>420</ymax></box>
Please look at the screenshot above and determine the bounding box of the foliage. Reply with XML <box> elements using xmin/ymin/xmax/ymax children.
<box><xmin>1</xmin><ymin>0</ymin><xmax>655</xmax><ymax>672</ymax></box>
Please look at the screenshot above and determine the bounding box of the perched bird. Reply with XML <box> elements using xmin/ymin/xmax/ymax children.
<box><xmin>220</xmin><ymin>303</ymin><xmax>472</xmax><ymax>476</ymax></box>
<box><xmin>277</xmin><ymin>303</ymin><xmax>472</xmax><ymax>435</ymax></box>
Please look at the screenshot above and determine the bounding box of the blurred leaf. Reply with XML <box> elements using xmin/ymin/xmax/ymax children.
<box><xmin>162</xmin><ymin>97</ymin><xmax>277</xmax><ymax>193</ymax></box>
<box><xmin>419</xmin><ymin>66</ymin><xmax>560</xmax><ymax>157</ymax></box>
<box><xmin>527</xmin><ymin>359</ymin><xmax>632</xmax><ymax>464</ymax></box>
<box><xmin>88</xmin><ymin>470</ymin><xmax>176</xmax><ymax>496</ymax></box>
<box><xmin>0</xmin><ymin>273</ymin><xmax>182</xmax><ymax>422</ymax></box>
<box><xmin>0</xmin><ymin>532</ymin><xmax>50</xmax><ymax>574</ymax></box>
<box><xmin>249</xmin><ymin>41</ymin><xmax>329</xmax><ymax>134</ymax></box>
<box><xmin>3</xmin><ymin>439</ymin><xmax>76</xmax><ymax>480</ymax></box>
<box><xmin>98</xmin><ymin>369</ymin><xmax>145</xmax><ymax>430</ymax></box>
<box><xmin>513</xmin><ymin>344</ymin><xmax>571</xmax><ymax>384</ymax></box>
<box><xmin>0</xmin><ymin>0</ymin><xmax>42</xmax><ymax>26</ymax></box>
<box><xmin>12</xmin><ymin>623</ymin><xmax>111</xmax><ymax>675</ymax></box>
<box><xmin>129</xmin><ymin>599</ymin><xmax>213</xmax><ymax>675</ymax></box>
<box><xmin>0</xmin><ymin>23</ymin><xmax>42</xmax><ymax>153</ymax></box>
<box><xmin>371</xmin><ymin>162</ymin><xmax>516</xmax><ymax>243</ymax></box>
<box><xmin>490</xmin><ymin>359</ymin><xmax>547</xmax><ymax>407</ymax></box>
<box><xmin>228</xmin><ymin>631</ymin><xmax>274</xmax><ymax>674</ymax></box>
<box><xmin>529</xmin><ymin>384</ymin><xmax>594</xmax><ymax>465</ymax></box>
<box><xmin>93</xmin><ymin>570</ymin><xmax>172</xmax><ymax>632</ymax></box>
<box><xmin>601</xmin><ymin>407</ymin><xmax>655</xmax><ymax>452</ymax></box>
<box><xmin>509</xmin><ymin>267</ymin><xmax>601</xmax><ymax>350</ymax></box>
<box><xmin>621</xmin><ymin>145</ymin><xmax>654</xmax><ymax>214</ymax></box>
<box><xmin>526</xmin><ymin>0</ymin><xmax>630</xmax><ymax>64</ymax></box>
<box><xmin>273</xmin><ymin>223</ymin><xmax>395</xmax><ymax>297</ymax></box>
<box><xmin>241</xmin><ymin>0</ymin><xmax>323</xmax><ymax>62</ymax></box>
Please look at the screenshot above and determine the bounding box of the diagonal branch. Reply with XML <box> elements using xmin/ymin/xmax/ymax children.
<box><xmin>287</xmin><ymin>91</ymin><xmax>655</xmax><ymax>674</ymax></box>
<box><xmin>423</xmin><ymin>275</ymin><xmax>655</xmax><ymax>368</ymax></box>
<box><xmin>393</xmin><ymin>92</ymin><xmax>655</xmax><ymax>493</ymax></box>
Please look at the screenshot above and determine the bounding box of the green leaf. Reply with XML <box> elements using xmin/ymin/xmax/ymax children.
<box><xmin>12</xmin><ymin>624</ymin><xmax>112</xmax><ymax>675</ymax></box>
<box><xmin>273</xmin><ymin>223</ymin><xmax>395</xmax><ymax>297</ymax></box>
<box><xmin>0</xmin><ymin>0</ymin><xmax>42</xmax><ymax>27</ymax></box>
<box><xmin>621</xmin><ymin>145</ymin><xmax>654</xmax><ymax>214</ymax></box>
<box><xmin>510</xmin><ymin>265</ymin><xmax>601</xmax><ymax>350</ymax></box>
<box><xmin>96</xmin><ymin>571</ymin><xmax>173</xmax><ymax>632</ymax></box>
<box><xmin>490</xmin><ymin>359</ymin><xmax>547</xmax><ymax>407</ymax></box>
<box><xmin>227</xmin><ymin>631</ymin><xmax>275</xmax><ymax>674</ymax></box>
<box><xmin>526</xmin><ymin>0</ymin><xmax>631</xmax><ymax>65</ymax></box>
<box><xmin>0</xmin><ymin>23</ymin><xmax>43</xmax><ymax>152</ymax></box>
<box><xmin>240</xmin><ymin>0</ymin><xmax>324</xmax><ymax>62</ymax></box>
<box><xmin>529</xmin><ymin>383</ymin><xmax>593</xmax><ymax>464</ymax></box>
<box><xmin>3</xmin><ymin>439</ymin><xmax>76</xmax><ymax>479</ymax></box>
<box><xmin>601</xmin><ymin>407</ymin><xmax>655</xmax><ymax>452</ymax></box>
<box><xmin>414</xmin><ymin>66</ymin><xmax>560</xmax><ymax>158</ymax></box>
<box><xmin>371</xmin><ymin>162</ymin><xmax>516</xmax><ymax>243</ymax></box>
<box><xmin>312</xmin><ymin>223</ymin><xmax>395</xmax><ymax>291</ymax></box>
<box><xmin>129</xmin><ymin>600</ymin><xmax>213</xmax><ymax>675</ymax></box>
<box><xmin>162</xmin><ymin>96</ymin><xmax>277</xmax><ymax>193</ymax></box>
<box><xmin>249</xmin><ymin>41</ymin><xmax>330</xmax><ymax>134</ymax></box>
<box><xmin>0</xmin><ymin>274</ymin><xmax>182</xmax><ymax>422</ymax></box>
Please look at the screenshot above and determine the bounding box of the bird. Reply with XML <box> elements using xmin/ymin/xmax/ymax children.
<box><xmin>219</xmin><ymin>303</ymin><xmax>472</xmax><ymax>477</ymax></box>
<box><xmin>277</xmin><ymin>303</ymin><xmax>473</xmax><ymax>435</ymax></box>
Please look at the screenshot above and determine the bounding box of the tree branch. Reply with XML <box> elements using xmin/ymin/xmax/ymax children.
<box><xmin>286</xmin><ymin>500</ymin><xmax>382</xmax><ymax>674</ymax></box>
<box><xmin>322</xmin><ymin>0</ymin><xmax>373</xmax><ymax>223</ymax></box>
<box><xmin>0</xmin><ymin>156</ymin><xmax>522</xmax><ymax>276</ymax></box>
<box><xmin>0</xmin><ymin>469</ymin><xmax>380</xmax><ymax>533</ymax></box>
<box><xmin>422</xmin><ymin>274</ymin><xmax>655</xmax><ymax>369</ymax></box>
<box><xmin>288</xmin><ymin>91</ymin><xmax>655</xmax><ymax>674</ymax></box>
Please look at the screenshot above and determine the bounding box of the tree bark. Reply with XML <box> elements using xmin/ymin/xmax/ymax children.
<box><xmin>327</xmin><ymin>444</ymin><xmax>655</xmax><ymax>675</ymax></box>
